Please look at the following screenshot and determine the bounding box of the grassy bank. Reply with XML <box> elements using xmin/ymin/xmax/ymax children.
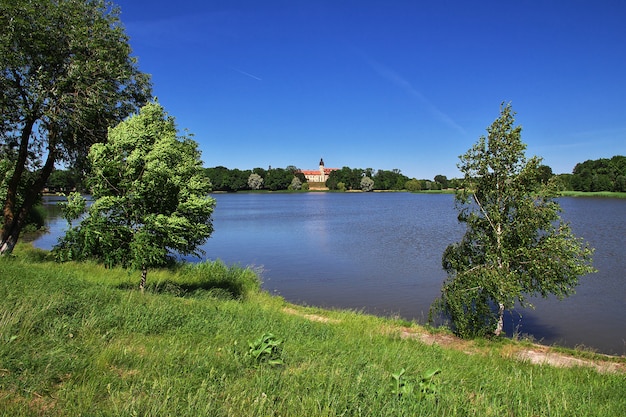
<box><xmin>558</xmin><ymin>191</ymin><xmax>626</xmax><ymax>198</ymax></box>
<box><xmin>1</xmin><ymin>245</ymin><xmax>624</xmax><ymax>416</ymax></box>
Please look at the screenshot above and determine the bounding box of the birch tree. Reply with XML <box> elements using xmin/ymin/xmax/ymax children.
<box><xmin>431</xmin><ymin>103</ymin><xmax>595</xmax><ymax>338</ymax></box>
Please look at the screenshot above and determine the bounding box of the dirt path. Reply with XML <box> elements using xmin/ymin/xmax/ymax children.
<box><xmin>282</xmin><ymin>306</ymin><xmax>625</xmax><ymax>374</ymax></box>
<box><xmin>397</xmin><ymin>326</ymin><xmax>625</xmax><ymax>374</ymax></box>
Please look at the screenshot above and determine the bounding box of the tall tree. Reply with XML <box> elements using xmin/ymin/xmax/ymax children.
<box><xmin>434</xmin><ymin>174</ymin><xmax>449</xmax><ymax>189</ymax></box>
<box><xmin>431</xmin><ymin>103</ymin><xmax>595</xmax><ymax>338</ymax></box>
<box><xmin>0</xmin><ymin>0</ymin><xmax>151</xmax><ymax>254</ymax></box>
<box><xmin>360</xmin><ymin>176</ymin><xmax>374</xmax><ymax>192</ymax></box>
<box><xmin>247</xmin><ymin>173</ymin><xmax>264</xmax><ymax>190</ymax></box>
<box><xmin>54</xmin><ymin>102</ymin><xmax>215</xmax><ymax>290</ymax></box>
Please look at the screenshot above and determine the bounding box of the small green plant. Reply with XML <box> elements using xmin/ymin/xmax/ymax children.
<box><xmin>417</xmin><ymin>368</ymin><xmax>441</xmax><ymax>399</ymax></box>
<box><xmin>390</xmin><ymin>368</ymin><xmax>441</xmax><ymax>400</ymax></box>
<box><xmin>247</xmin><ymin>333</ymin><xmax>284</xmax><ymax>366</ymax></box>
<box><xmin>391</xmin><ymin>368</ymin><xmax>414</xmax><ymax>398</ymax></box>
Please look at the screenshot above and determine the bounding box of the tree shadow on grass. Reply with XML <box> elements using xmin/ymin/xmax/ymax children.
<box><xmin>116</xmin><ymin>279</ymin><xmax>244</xmax><ymax>300</ymax></box>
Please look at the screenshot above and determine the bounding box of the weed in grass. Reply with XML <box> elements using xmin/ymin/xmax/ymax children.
<box><xmin>390</xmin><ymin>368</ymin><xmax>441</xmax><ymax>401</ymax></box>
<box><xmin>247</xmin><ymin>333</ymin><xmax>284</xmax><ymax>367</ymax></box>
<box><xmin>390</xmin><ymin>368</ymin><xmax>413</xmax><ymax>398</ymax></box>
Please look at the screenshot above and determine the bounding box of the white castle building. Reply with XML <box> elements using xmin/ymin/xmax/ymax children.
<box><xmin>299</xmin><ymin>158</ymin><xmax>338</xmax><ymax>183</ymax></box>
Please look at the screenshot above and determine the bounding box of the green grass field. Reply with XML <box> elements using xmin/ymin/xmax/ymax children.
<box><xmin>558</xmin><ymin>191</ymin><xmax>626</xmax><ymax>198</ymax></box>
<box><xmin>1</xmin><ymin>245</ymin><xmax>624</xmax><ymax>416</ymax></box>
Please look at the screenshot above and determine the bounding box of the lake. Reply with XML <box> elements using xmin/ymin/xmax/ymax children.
<box><xmin>34</xmin><ymin>193</ymin><xmax>626</xmax><ymax>355</ymax></box>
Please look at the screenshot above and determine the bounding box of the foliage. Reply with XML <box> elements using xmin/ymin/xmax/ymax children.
<box><xmin>247</xmin><ymin>172</ymin><xmax>264</xmax><ymax>190</ymax></box>
<box><xmin>247</xmin><ymin>333</ymin><xmax>285</xmax><ymax>366</ymax></box>
<box><xmin>431</xmin><ymin>103</ymin><xmax>596</xmax><ymax>338</ymax></box>
<box><xmin>265</xmin><ymin>167</ymin><xmax>296</xmax><ymax>191</ymax></box>
<box><xmin>289</xmin><ymin>176</ymin><xmax>303</xmax><ymax>190</ymax></box>
<box><xmin>0</xmin><ymin>0</ymin><xmax>151</xmax><ymax>254</ymax></box>
<box><xmin>46</xmin><ymin>168</ymin><xmax>83</xmax><ymax>192</ymax></box>
<box><xmin>205</xmin><ymin>164</ymin><xmax>422</xmax><ymax>192</ymax></box>
<box><xmin>325</xmin><ymin>167</ymin><xmax>408</xmax><ymax>191</ymax></box>
<box><xmin>326</xmin><ymin>167</ymin><xmax>365</xmax><ymax>190</ymax></box>
<box><xmin>373</xmin><ymin>169</ymin><xmax>409</xmax><ymax>190</ymax></box>
<box><xmin>206</xmin><ymin>166</ymin><xmax>305</xmax><ymax>192</ymax></box>
<box><xmin>419</xmin><ymin>179</ymin><xmax>435</xmax><ymax>190</ymax></box>
<box><xmin>569</xmin><ymin>155</ymin><xmax>626</xmax><ymax>192</ymax></box>
<box><xmin>59</xmin><ymin>191</ymin><xmax>86</xmax><ymax>229</ymax></box>
<box><xmin>0</xmin><ymin>162</ymin><xmax>45</xmax><ymax>232</ymax></box>
<box><xmin>434</xmin><ymin>175</ymin><xmax>449</xmax><ymax>189</ymax></box>
<box><xmin>53</xmin><ymin>102</ymin><xmax>215</xmax><ymax>289</ymax></box>
<box><xmin>360</xmin><ymin>176</ymin><xmax>375</xmax><ymax>192</ymax></box>
<box><xmin>405</xmin><ymin>178</ymin><xmax>422</xmax><ymax>191</ymax></box>
<box><xmin>206</xmin><ymin>166</ymin><xmax>248</xmax><ymax>192</ymax></box>
<box><xmin>390</xmin><ymin>368</ymin><xmax>441</xmax><ymax>400</ymax></box>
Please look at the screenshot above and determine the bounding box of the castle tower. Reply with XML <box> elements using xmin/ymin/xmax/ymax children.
<box><xmin>319</xmin><ymin>158</ymin><xmax>325</xmax><ymax>181</ymax></box>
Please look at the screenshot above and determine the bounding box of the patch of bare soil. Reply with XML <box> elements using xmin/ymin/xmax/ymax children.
<box><xmin>282</xmin><ymin>306</ymin><xmax>625</xmax><ymax>374</ymax></box>
<box><xmin>398</xmin><ymin>326</ymin><xmax>625</xmax><ymax>374</ymax></box>
<box><xmin>514</xmin><ymin>346</ymin><xmax>625</xmax><ymax>374</ymax></box>
<box><xmin>398</xmin><ymin>327</ymin><xmax>479</xmax><ymax>354</ymax></box>
<box><xmin>282</xmin><ymin>307</ymin><xmax>340</xmax><ymax>324</ymax></box>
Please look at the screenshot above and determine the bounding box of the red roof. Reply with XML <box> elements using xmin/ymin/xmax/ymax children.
<box><xmin>299</xmin><ymin>168</ymin><xmax>338</xmax><ymax>175</ymax></box>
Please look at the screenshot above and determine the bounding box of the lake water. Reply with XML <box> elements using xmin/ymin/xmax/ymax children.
<box><xmin>34</xmin><ymin>193</ymin><xmax>626</xmax><ymax>355</ymax></box>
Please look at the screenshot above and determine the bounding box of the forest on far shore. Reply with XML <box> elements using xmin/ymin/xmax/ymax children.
<box><xmin>44</xmin><ymin>155</ymin><xmax>626</xmax><ymax>193</ymax></box>
<box><xmin>554</xmin><ymin>155</ymin><xmax>626</xmax><ymax>192</ymax></box>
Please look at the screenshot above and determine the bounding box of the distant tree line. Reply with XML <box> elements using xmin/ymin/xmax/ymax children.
<box><xmin>42</xmin><ymin>165</ymin><xmax>458</xmax><ymax>193</ymax></box>
<box><xmin>204</xmin><ymin>166</ymin><xmax>307</xmax><ymax>192</ymax></box>
<box><xmin>44</xmin><ymin>156</ymin><xmax>626</xmax><ymax>194</ymax></box>
<box><xmin>45</xmin><ymin>169</ymin><xmax>83</xmax><ymax>193</ymax></box>
<box><xmin>325</xmin><ymin>167</ymin><xmax>454</xmax><ymax>191</ymax></box>
<box><xmin>554</xmin><ymin>155</ymin><xmax>626</xmax><ymax>192</ymax></box>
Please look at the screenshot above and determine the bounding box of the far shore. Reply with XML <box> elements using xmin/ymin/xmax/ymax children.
<box><xmin>44</xmin><ymin>190</ymin><xmax>626</xmax><ymax>198</ymax></box>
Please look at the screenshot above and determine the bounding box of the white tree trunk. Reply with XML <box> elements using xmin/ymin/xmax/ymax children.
<box><xmin>139</xmin><ymin>266</ymin><xmax>148</xmax><ymax>293</ymax></box>
<box><xmin>0</xmin><ymin>234</ymin><xmax>17</xmax><ymax>255</ymax></box>
<box><xmin>494</xmin><ymin>302</ymin><xmax>505</xmax><ymax>336</ymax></box>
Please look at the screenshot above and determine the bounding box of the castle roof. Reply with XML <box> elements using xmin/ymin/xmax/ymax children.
<box><xmin>300</xmin><ymin>168</ymin><xmax>337</xmax><ymax>175</ymax></box>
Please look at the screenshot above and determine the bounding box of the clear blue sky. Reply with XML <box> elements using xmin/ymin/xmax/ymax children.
<box><xmin>114</xmin><ymin>0</ymin><xmax>626</xmax><ymax>179</ymax></box>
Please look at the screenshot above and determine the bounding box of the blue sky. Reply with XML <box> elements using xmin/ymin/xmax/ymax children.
<box><xmin>114</xmin><ymin>0</ymin><xmax>626</xmax><ymax>179</ymax></box>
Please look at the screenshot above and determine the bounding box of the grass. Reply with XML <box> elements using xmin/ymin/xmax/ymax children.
<box><xmin>558</xmin><ymin>191</ymin><xmax>626</xmax><ymax>198</ymax></box>
<box><xmin>1</xmin><ymin>244</ymin><xmax>625</xmax><ymax>416</ymax></box>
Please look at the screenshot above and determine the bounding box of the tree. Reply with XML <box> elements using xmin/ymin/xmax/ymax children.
<box><xmin>289</xmin><ymin>176</ymin><xmax>302</xmax><ymax>190</ymax></box>
<box><xmin>248</xmin><ymin>173</ymin><xmax>264</xmax><ymax>190</ymax></box>
<box><xmin>537</xmin><ymin>164</ymin><xmax>554</xmax><ymax>185</ymax></box>
<box><xmin>228</xmin><ymin>168</ymin><xmax>249</xmax><ymax>191</ymax></box>
<box><xmin>360</xmin><ymin>176</ymin><xmax>374</xmax><ymax>192</ymax></box>
<box><xmin>1</xmin><ymin>0</ymin><xmax>151</xmax><ymax>254</ymax></box>
<box><xmin>420</xmin><ymin>179</ymin><xmax>433</xmax><ymax>190</ymax></box>
<box><xmin>374</xmin><ymin>169</ymin><xmax>409</xmax><ymax>190</ymax></box>
<box><xmin>570</xmin><ymin>156</ymin><xmax>626</xmax><ymax>192</ymax></box>
<box><xmin>434</xmin><ymin>175</ymin><xmax>449</xmax><ymax>189</ymax></box>
<box><xmin>265</xmin><ymin>168</ymin><xmax>292</xmax><ymax>191</ymax></box>
<box><xmin>405</xmin><ymin>179</ymin><xmax>422</xmax><ymax>192</ymax></box>
<box><xmin>54</xmin><ymin>102</ymin><xmax>215</xmax><ymax>290</ymax></box>
<box><xmin>205</xmin><ymin>166</ymin><xmax>231</xmax><ymax>191</ymax></box>
<box><xmin>430</xmin><ymin>103</ymin><xmax>595</xmax><ymax>338</ymax></box>
<box><xmin>326</xmin><ymin>167</ymin><xmax>365</xmax><ymax>190</ymax></box>
<box><xmin>46</xmin><ymin>169</ymin><xmax>81</xmax><ymax>192</ymax></box>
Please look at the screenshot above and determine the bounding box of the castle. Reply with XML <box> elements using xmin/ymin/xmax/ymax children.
<box><xmin>299</xmin><ymin>158</ymin><xmax>338</xmax><ymax>183</ymax></box>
